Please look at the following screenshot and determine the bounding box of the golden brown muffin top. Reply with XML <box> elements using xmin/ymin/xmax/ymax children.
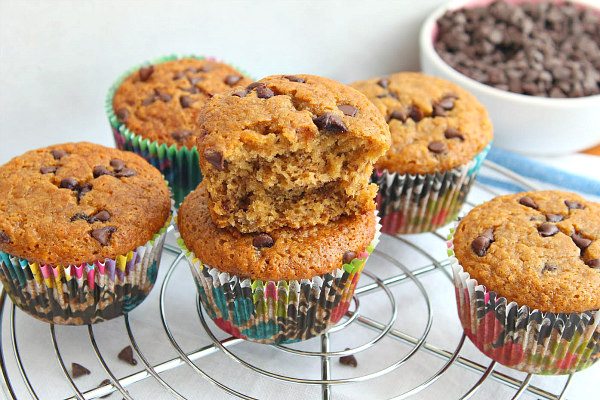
<box><xmin>112</xmin><ymin>58</ymin><xmax>252</xmax><ymax>148</ymax></box>
<box><xmin>454</xmin><ymin>191</ymin><xmax>600</xmax><ymax>313</ymax></box>
<box><xmin>178</xmin><ymin>184</ymin><xmax>376</xmax><ymax>281</ymax></box>
<box><xmin>352</xmin><ymin>72</ymin><xmax>493</xmax><ymax>175</ymax></box>
<box><xmin>197</xmin><ymin>74</ymin><xmax>391</xmax><ymax>172</ymax></box>
<box><xmin>0</xmin><ymin>142</ymin><xmax>171</xmax><ymax>265</ymax></box>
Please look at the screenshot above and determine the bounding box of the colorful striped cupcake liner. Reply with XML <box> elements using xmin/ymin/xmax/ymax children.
<box><xmin>447</xmin><ymin>225</ymin><xmax>599</xmax><ymax>374</ymax></box>
<box><xmin>0</xmin><ymin>218</ymin><xmax>170</xmax><ymax>325</ymax></box>
<box><xmin>373</xmin><ymin>143</ymin><xmax>490</xmax><ymax>234</ymax></box>
<box><xmin>106</xmin><ymin>54</ymin><xmax>251</xmax><ymax>206</ymax></box>
<box><xmin>176</xmin><ymin>215</ymin><xmax>381</xmax><ymax>344</ymax></box>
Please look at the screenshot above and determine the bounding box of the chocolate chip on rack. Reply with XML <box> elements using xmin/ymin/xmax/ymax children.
<box><xmin>71</xmin><ymin>363</ymin><xmax>90</xmax><ymax>379</ymax></box>
<box><xmin>118</xmin><ymin>345</ymin><xmax>138</xmax><ymax>366</ymax></box>
<box><xmin>252</xmin><ymin>233</ymin><xmax>274</xmax><ymax>249</ymax></box>
<box><xmin>339</xmin><ymin>349</ymin><xmax>358</xmax><ymax>367</ymax></box>
<box><xmin>313</xmin><ymin>113</ymin><xmax>348</xmax><ymax>133</ymax></box>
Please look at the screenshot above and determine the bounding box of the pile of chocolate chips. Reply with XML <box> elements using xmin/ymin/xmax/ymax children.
<box><xmin>434</xmin><ymin>0</ymin><xmax>600</xmax><ymax>98</ymax></box>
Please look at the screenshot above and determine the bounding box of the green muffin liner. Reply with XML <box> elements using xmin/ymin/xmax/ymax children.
<box><xmin>106</xmin><ymin>54</ymin><xmax>251</xmax><ymax>206</ymax></box>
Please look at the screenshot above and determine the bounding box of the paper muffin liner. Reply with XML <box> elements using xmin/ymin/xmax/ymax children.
<box><xmin>447</xmin><ymin>224</ymin><xmax>600</xmax><ymax>374</ymax></box>
<box><xmin>106</xmin><ymin>54</ymin><xmax>251</xmax><ymax>206</ymax></box>
<box><xmin>0</xmin><ymin>217</ymin><xmax>170</xmax><ymax>325</ymax></box>
<box><xmin>372</xmin><ymin>143</ymin><xmax>490</xmax><ymax>234</ymax></box>
<box><xmin>175</xmin><ymin>214</ymin><xmax>381</xmax><ymax>344</ymax></box>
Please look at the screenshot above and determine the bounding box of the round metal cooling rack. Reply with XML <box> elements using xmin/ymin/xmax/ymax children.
<box><xmin>0</xmin><ymin>161</ymin><xmax>579</xmax><ymax>400</ymax></box>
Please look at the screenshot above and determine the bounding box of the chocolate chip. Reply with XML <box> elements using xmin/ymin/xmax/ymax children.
<box><xmin>225</xmin><ymin>75</ymin><xmax>242</xmax><ymax>86</ymax></box>
<box><xmin>585</xmin><ymin>259</ymin><xmax>600</xmax><ymax>269</ymax></box>
<box><xmin>256</xmin><ymin>85</ymin><xmax>274</xmax><ymax>99</ymax></box>
<box><xmin>115</xmin><ymin>108</ymin><xmax>129</xmax><ymax>122</ymax></box>
<box><xmin>156</xmin><ymin>90</ymin><xmax>172</xmax><ymax>102</ymax></box>
<box><xmin>188</xmin><ymin>76</ymin><xmax>203</xmax><ymax>85</ymax></box>
<box><xmin>338</xmin><ymin>104</ymin><xmax>358</xmax><ymax>117</ymax></box>
<box><xmin>438</xmin><ymin>96</ymin><xmax>456</xmax><ymax>110</ymax></box>
<box><xmin>284</xmin><ymin>75</ymin><xmax>305</xmax><ymax>83</ymax></box>
<box><xmin>181</xmin><ymin>85</ymin><xmax>199</xmax><ymax>94</ymax></box>
<box><xmin>408</xmin><ymin>106</ymin><xmax>423</xmax><ymax>122</ymax></box>
<box><xmin>139</xmin><ymin>65</ymin><xmax>154</xmax><ymax>82</ymax></box>
<box><xmin>389</xmin><ymin>109</ymin><xmax>407</xmax><ymax>122</ymax></box>
<box><xmin>519</xmin><ymin>196</ymin><xmax>538</xmax><ymax>210</ymax></box>
<box><xmin>542</xmin><ymin>264</ymin><xmax>558</xmax><ymax>273</ymax></box>
<box><xmin>71</xmin><ymin>362</ymin><xmax>91</xmax><ymax>378</ymax></box>
<box><xmin>40</xmin><ymin>165</ymin><xmax>58</xmax><ymax>174</ymax></box>
<box><xmin>444</xmin><ymin>128</ymin><xmax>464</xmax><ymax>141</ymax></box>
<box><xmin>110</xmin><ymin>159</ymin><xmax>125</xmax><ymax>172</ymax></box>
<box><xmin>93</xmin><ymin>165</ymin><xmax>113</xmax><ymax>178</ymax></box>
<box><xmin>70</xmin><ymin>213</ymin><xmax>89</xmax><ymax>222</ymax></box>
<box><xmin>204</xmin><ymin>148</ymin><xmax>226</xmax><ymax>171</ymax></box>
<box><xmin>252</xmin><ymin>233</ymin><xmax>274</xmax><ymax>249</ymax></box>
<box><xmin>89</xmin><ymin>210</ymin><xmax>111</xmax><ymax>223</ymax></box>
<box><xmin>538</xmin><ymin>223</ymin><xmax>559</xmax><ymax>237</ymax></box>
<box><xmin>342</xmin><ymin>251</ymin><xmax>356</xmax><ymax>264</ymax></box>
<box><xmin>0</xmin><ymin>231</ymin><xmax>10</xmax><ymax>244</ymax></box>
<box><xmin>313</xmin><ymin>113</ymin><xmax>348</xmax><ymax>133</ymax></box>
<box><xmin>115</xmin><ymin>168</ymin><xmax>136</xmax><ymax>178</ymax></box>
<box><xmin>377</xmin><ymin>78</ymin><xmax>389</xmax><ymax>89</ymax></box>
<box><xmin>546</xmin><ymin>214</ymin><xmax>563</xmax><ymax>222</ymax></box>
<box><xmin>428</xmin><ymin>141</ymin><xmax>446</xmax><ymax>154</ymax></box>
<box><xmin>91</xmin><ymin>226</ymin><xmax>116</xmax><ymax>246</ymax></box>
<box><xmin>247</xmin><ymin>82</ymin><xmax>263</xmax><ymax>90</ymax></box>
<box><xmin>481</xmin><ymin>228</ymin><xmax>494</xmax><ymax>241</ymax></box>
<box><xmin>571</xmin><ymin>233</ymin><xmax>592</xmax><ymax>251</ymax></box>
<box><xmin>51</xmin><ymin>149</ymin><xmax>67</xmax><ymax>160</ymax></box>
<box><xmin>471</xmin><ymin>235</ymin><xmax>492</xmax><ymax>256</ymax></box>
<box><xmin>339</xmin><ymin>349</ymin><xmax>358</xmax><ymax>367</ymax></box>
<box><xmin>98</xmin><ymin>379</ymin><xmax>111</xmax><ymax>398</ymax></box>
<box><xmin>60</xmin><ymin>177</ymin><xmax>78</xmax><ymax>190</ymax></box>
<box><xmin>565</xmin><ymin>200</ymin><xmax>585</xmax><ymax>210</ymax></box>
<box><xmin>77</xmin><ymin>183</ymin><xmax>92</xmax><ymax>202</ymax></box>
<box><xmin>432</xmin><ymin>103</ymin><xmax>448</xmax><ymax>117</ymax></box>
<box><xmin>141</xmin><ymin>95</ymin><xmax>156</xmax><ymax>106</ymax></box>
<box><xmin>179</xmin><ymin>95</ymin><xmax>195</xmax><ymax>108</ymax></box>
<box><xmin>171</xmin><ymin>130</ymin><xmax>193</xmax><ymax>142</ymax></box>
<box><xmin>232</xmin><ymin>89</ymin><xmax>248</xmax><ymax>97</ymax></box>
<box><xmin>117</xmin><ymin>346</ymin><xmax>137</xmax><ymax>366</ymax></box>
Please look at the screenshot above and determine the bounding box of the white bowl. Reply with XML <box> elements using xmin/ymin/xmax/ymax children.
<box><xmin>420</xmin><ymin>0</ymin><xmax>600</xmax><ymax>156</ymax></box>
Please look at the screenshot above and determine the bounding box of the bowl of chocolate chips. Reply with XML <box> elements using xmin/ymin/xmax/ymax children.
<box><xmin>420</xmin><ymin>0</ymin><xmax>600</xmax><ymax>155</ymax></box>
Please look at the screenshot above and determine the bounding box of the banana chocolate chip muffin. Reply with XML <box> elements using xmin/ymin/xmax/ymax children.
<box><xmin>352</xmin><ymin>72</ymin><xmax>493</xmax><ymax>234</ymax></box>
<box><xmin>177</xmin><ymin>184</ymin><xmax>380</xmax><ymax>343</ymax></box>
<box><xmin>197</xmin><ymin>74</ymin><xmax>391</xmax><ymax>233</ymax></box>
<box><xmin>108</xmin><ymin>56</ymin><xmax>253</xmax><ymax>205</ymax></box>
<box><xmin>0</xmin><ymin>142</ymin><xmax>171</xmax><ymax>324</ymax></box>
<box><xmin>450</xmin><ymin>190</ymin><xmax>599</xmax><ymax>374</ymax></box>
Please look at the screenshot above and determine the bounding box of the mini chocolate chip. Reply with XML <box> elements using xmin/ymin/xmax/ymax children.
<box><xmin>444</xmin><ymin>128</ymin><xmax>464</xmax><ymax>141</ymax></box>
<box><xmin>339</xmin><ymin>349</ymin><xmax>358</xmax><ymax>367</ymax></box>
<box><xmin>204</xmin><ymin>148</ymin><xmax>226</xmax><ymax>171</ymax></box>
<box><xmin>284</xmin><ymin>75</ymin><xmax>306</xmax><ymax>83</ymax></box>
<box><xmin>89</xmin><ymin>210</ymin><xmax>111</xmax><ymax>223</ymax></box>
<box><xmin>93</xmin><ymin>165</ymin><xmax>113</xmax><ymax>178</ymax></box>
<box><xmin>98</xmin><ymin>379</ymin><xmax>111</xmax><ymax>398</ymax></box>
<box><xmin>438</xmin><ymin>96</ymin><xmax>456</xmax><ymax>110</ymax></box>
<box><xmin>338</xmin><ymin>104</ymin><xmax>357</xmax><ymax>117</ymax></box>
<box><xmin>115</xmin><ymin>168</ymin><xmax>136</xmax><ymax>178</ymax></box>
<box><xmin>225</xmin><ymin>75</ymin><xmax>242</xmax><ymax>86</ymax></box>
<box><xmin>77</xmin><ymin>183</ymin><xmax>92</xmax><ymax>202</ymax></box>
<box><xmin>432</xmin><ymin>104</ymin><xmax>448</xmax><ymax>117</ymax></box>
<box><xmin>139</xmin><ymin>65</ymin><xmax>154</xmax><ymax>81</ymax></box>
<box><xmin>0</xmin><ymin>231</ymin><xmax>10</xmax><ymax>244</ymax></box>
<box><xmin>247</xmin><ymin>82</ymin><xmax>263</xmax><ymax>90</ymax></box>
<box><xmin>232</xmin><ymin>89</ymin><xmax>248</xmax><ymax>97</ymax></box>
<box><xmin>115</xmin><ymin>108</ymin><xmax>129</xmax><ymax>122</ymax></box>
<box><xmin>70</xmin><ymin>213</ymin><xmax>89</xmax><ymax>222</ymax></box>
<box><xmin>389</xmin><ymin>109</ymin><xmax>407</xmax><ymax>122</ymax></box>
<box><xmin>538</xmin><ymin>223</ymin><xmax>559</xmax><ymax>237</ymax></box>
<box><xmin>565</xmin><ymin>200</ymin><xmax>585</xmax><ymax>210</ymax></box>
<box><xmin>179</xmin><ymin>95</ymin><xmax>195</xmax><ymax>108</ymax></box>
<box><xmin>342</xmin><ymin>251</ymin><xmax>356</xmax><ymax>264</ymax></box>
<box><xmin>117</xmin><ymin>346</ymin><xmax>137</xmax><ymax>366</ymax></box>
<box><xmin>542</xmin><ymin>264</ymin><xmax>558</xmax><ymax>273</ymax></box>
<box><xmin>141</xmin><ymin>95</ymin><xmax>156</xmax><ymax>106</ymax></box>
<box><xmin>471</xmin><ymin>236</ymin><xmax>492</xmax><ymax>257</ymax></box>
<box><xmin>256</xmin><ymin>85</ymin><xmax>274</xmax><ymax>99</ymax></box>
<box><xmin>60</xmin><ymin>177</ymin><xmax>78</xmax><ymax>190</ymax></box>
<box><xmin>40</xmin><ymin>165</ymin><xmax>58</xmax><ymax>174</ymax></box>
<box><xmin>156</xmin><ymin>91</ymin><xmax>172</xmax><ymax>102</ymax></box>
<box><xmin>377</xmin><ymin>78</ymin><xmax>389</xmax><ymax>89</ymax></box>
<box><xmin>571</xmin><ymin>233</ymin><xmax>592</xmax><ymax>251</ymax></box>
<box><xmin>253</xmin><ymin>233</ymin><xmax>274</xmax><ymax>249</ymax></box>
<box><xmin>428</xmin><ymin>141</ymin><xmax>446</xmax><ymax>154</ymax></box>
<box><xmin>71</xmin><ymin>362</ymin><xmax>90</xmax><ymax>379</ymax></box>
<box><xmin>110</xmin><ymin>159</ymin><xmax>125</xmax><ymax>172</ymax></box>
<box><xmin>171</xmin><ymin>130</ymin><xmax>193</xmax><ymax>142</ymax></box>
<box><xmin>408</xmin><ymin>106</ymin><xmax>423</xmax><ymax>122</ymax></box>
<box><xmin>546</xmin><ymin>214</ymin><xmax>564</xmax><ymax>222</ymax></box>
<box><xmin>51</xmin><ymin>149</ymin><xmax>67</xmax><ymax>160</ymax></box>
<box><xmin>91</xmin><ymin>226</ymin><xmax>116</xmax><ymax>246</ymax></box>
<box><xmin>585</xmin><ymin>259</ymin><xmax>600</xmax><ymax>269</ymax></box>
<box><xmin>313</xmin><ymin>113</ymin><xmax>348</xmax><ymax>133</ymax></box>
<box><xmin>519</xmin><ymin>196</ymin><xmax>538</xmax><ymax>210</ymax></box>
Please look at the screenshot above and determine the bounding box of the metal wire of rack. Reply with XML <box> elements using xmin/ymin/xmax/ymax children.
<box><xmin>0</xmin><ymin>161</ymin><xmax>583</xmax><ymax>400</ymax></box>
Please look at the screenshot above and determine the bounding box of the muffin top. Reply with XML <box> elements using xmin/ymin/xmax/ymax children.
<box><xmin>0</xmin><ymin>142</ymin><xmax>171</xmax><ymax>265</ymax></box>
<box><xmin>352</xmin><ymin>72</ymin><xmax>493</xmax><ymax>175</ymax></box>
<box><xmin>112</xmin><ymin>58</ymin><xmax>252</xmax><ymax>148</ymax></box>
<box><xmin>453</xmin><ymin>191</ymin><xmax>600</xmax><ymax>313</ymax></box>
<box><xmin>178</xmin><ymin>184</ymin><xmax>377</xmax><ymax>281</ymax></box>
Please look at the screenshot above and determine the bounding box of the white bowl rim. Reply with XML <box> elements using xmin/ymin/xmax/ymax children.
<box><xmin>420</xmin><ymin>0</ymin><xmax>600</xmax><ymax>108</ymax></box>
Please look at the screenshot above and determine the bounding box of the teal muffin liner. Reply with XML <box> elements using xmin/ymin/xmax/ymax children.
<box><xmin>0</xmin><ymin>217</ymin><xmax>170</xmax><ymax>325</ymax></box>
<box><xmin>106</xmin><ymin>54</ymin><xmax>250</xmax><ymax>206</ymax></box>
<box><xmin>175</xmin><ymin>213</ymin><xmax>381</xmax><ymax>344</ymax></box>
<box><xmin>372</xmin><ymin>143</ymin><xmax>491</xmax><ymax>234</ymax></box>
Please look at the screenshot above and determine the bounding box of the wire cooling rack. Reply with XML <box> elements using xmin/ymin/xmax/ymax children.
<box><xmin>0</xmin><ymin>160</ymin><xmax>590</xmax><ymax>400</ymax></box>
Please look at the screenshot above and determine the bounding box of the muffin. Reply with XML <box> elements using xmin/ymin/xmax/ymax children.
<box><xmin>449</xmin><ymin>191</ymin><xmax>599</xmax><ymax>374</ymax></box>
<box><xmin>197</xmin><ymin>74</ymin><xmax>391</xmax><ymax>233</ymax></box>
<box><xmin>107</xmin><ymin>55</ymin><xmax>253</xmax><ymax>205</ymax></box>
<box><xmin>177</xmin><ymin>184</ymin><xmax>380</xmax><ymax>343</ymax></box>
<box><xmin>0</xmin><ymin>142</ymin><xmax>171</xmax><ymax>324</ymax></box>
<box><xmin>352</xmin><ymin>72</ymin><xmax>493</xmax><ymax>234</ymax></box>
